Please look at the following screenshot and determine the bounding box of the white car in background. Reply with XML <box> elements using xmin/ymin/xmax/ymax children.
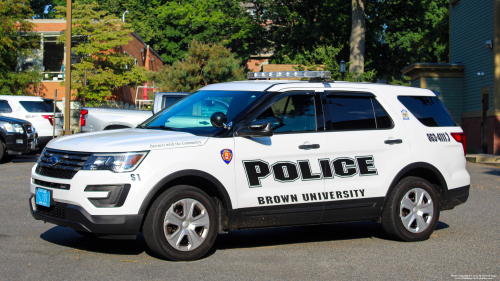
<box><xmin>0</xmin><ymin>96</ymin><xmax>63</xmax><ymax>147</ymax></box>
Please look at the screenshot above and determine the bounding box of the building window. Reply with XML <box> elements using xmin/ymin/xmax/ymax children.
<box><xmin>43</xmin><ymin>36</ymin><xmax>64</xmax><ymax>73</ymax></box>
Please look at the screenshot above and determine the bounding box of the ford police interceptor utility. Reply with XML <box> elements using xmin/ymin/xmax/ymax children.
<box><xmin>29</xmin><ymin>71</ymin><xmax>470</xmax><ymax>261</ymax></box>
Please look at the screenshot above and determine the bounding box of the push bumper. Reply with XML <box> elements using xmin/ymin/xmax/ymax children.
<box><xmin>5</xmin><ymin>132</ymin><xmax>37</xmax><ymax>154</ymax></box>
<box><xmin>29</xmin><ymin>195</ymin><xmax>143</xmax><ymax>239</ymax></box>
<box><xmin>442</xmin><ymin>185</ymin><xmax>470</xmax><ymax>210</ymax></box>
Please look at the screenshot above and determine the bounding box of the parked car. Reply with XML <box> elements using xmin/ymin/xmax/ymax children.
<box><xmin>0</xmin><ymin>116</ymin><xmax>38</xmax><ymax>162</ymax></box>
<box><xmin>80</xmin><ymin>92</ymin><xmax>188</xmax><ymax>132</ymax></box>
<box><xmin>0</xmin><ymin>96</ymin><xmax>62</xmax><ymax>147</ymax></box>
<box><xmin>29</xmin><ymin>71</ymin><xmax>469</xmax><ymax>261</ymax></box>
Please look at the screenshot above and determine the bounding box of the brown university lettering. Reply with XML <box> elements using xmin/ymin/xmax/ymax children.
<box><xmin>243</xmin><ymin>156</ymin><xmax>377</xmax><ymax>188</ymax></box>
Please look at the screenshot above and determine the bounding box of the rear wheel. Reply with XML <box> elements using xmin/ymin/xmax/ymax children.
<box><xmin>143</xmin><ymin>185</ymin><xmax>218</xmax><ymax>261</ymax></box>
<box><xmin>381</xmin><ymin>176</ymin><xmax>440</xmax><ymax>241</ymax></box>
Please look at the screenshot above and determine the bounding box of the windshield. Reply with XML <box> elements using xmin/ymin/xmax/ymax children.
<box><xmin>140</xmin><ymin>91</ymin><xmax>265</xmax><ymax>136</ymax></box>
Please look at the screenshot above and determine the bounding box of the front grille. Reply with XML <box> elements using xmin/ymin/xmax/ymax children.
<box><xmin>36</xmin><ymin>202</ymin><xmax>68</xmax><ymax>220</ymax></box>
<box><xmin>33</xmin><ymin>178</ymin><xmax>70</xmax><ymax>190</ymax></box>
<box><xmin>36</xmin><ymin>149</ymin><xmax>91</xmax><ymax>179</ymax></box>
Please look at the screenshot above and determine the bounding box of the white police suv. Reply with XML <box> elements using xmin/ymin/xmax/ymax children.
<box><xmin>29</xmin><ymin>71</ymin><xmax>470</xmax><ymax>261</ymax></box>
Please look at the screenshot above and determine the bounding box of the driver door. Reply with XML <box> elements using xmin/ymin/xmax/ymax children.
<box><xmin>233</xmin><ymin>91</ymin><xmax>327</xmax><ymax>226</ymax></box>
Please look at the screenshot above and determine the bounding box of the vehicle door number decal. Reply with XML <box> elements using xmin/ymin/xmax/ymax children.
<box><xmin>243</xmin><ymin>155</ymin><xmax>377</xmax><ymax>188</ymax></box>
<box><xmin>131</xmin><ymin>174</ymin><xmax>141</xmax><ymax>181</ymax></box>
<box><xmin>427</xmin><ymin>133</ymin><xmax>450</xmax><ymax>142</ymax></box>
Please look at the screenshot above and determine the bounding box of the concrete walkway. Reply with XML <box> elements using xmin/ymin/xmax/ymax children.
<box><xmin>466</xmin><ymin>154</ymin><xmax>500</xmax><ymax>166</ymax></box>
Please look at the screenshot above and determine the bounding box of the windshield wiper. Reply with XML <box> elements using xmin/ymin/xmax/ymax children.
<box><xmin>146</xmin><ymin>126</ymin><xmax>183</xmax><ymax>132</ymax></box>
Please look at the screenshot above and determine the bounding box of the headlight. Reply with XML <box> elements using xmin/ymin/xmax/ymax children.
<box><xmin>82</xmin><ymin>151</ymin><xmax>148</xmax><ymax>172</ymax></box>
<box><xmin>2</xmin><ymin>123</ymin><xmax>24</xmax><ymax>133</ymax></box>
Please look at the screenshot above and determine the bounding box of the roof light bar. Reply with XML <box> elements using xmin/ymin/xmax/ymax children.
<box><xmin>247</xmin><ymin>71</ymin><xmax>331</xmax><ymax>79</ymax></box>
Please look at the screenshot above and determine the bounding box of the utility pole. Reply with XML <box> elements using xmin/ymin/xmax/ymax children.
<box><xmin>63</xmin><ymin>0</ymin><xmax>72</xmax><ymax>135</ymax></box>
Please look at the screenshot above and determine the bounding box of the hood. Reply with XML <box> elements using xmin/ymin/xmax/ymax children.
<box><xmin>0</xmin><ymin>116</ymin><xmax>31</xmax><ymax>124</ymax></box>
<box><xmin>47</xmin><ymin>129</ymin><xmax>209</xmax><ymax>152</ymax></box>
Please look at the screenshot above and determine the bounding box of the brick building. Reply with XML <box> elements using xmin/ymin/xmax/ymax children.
<box><xmin>21</xmin><ymin>19</ymin><xmax>163</xmax><ymax>106</ymax></box>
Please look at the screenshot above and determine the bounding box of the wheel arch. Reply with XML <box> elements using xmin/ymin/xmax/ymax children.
<box><xmin>138</xmin><ymin>169</ymin><xmax>233</xmax><ymax>224</ymax></box>
<box><xmin>382</xmin><ymin>162</ymin><xmax>449</xmax><ymax>211</ymax></box>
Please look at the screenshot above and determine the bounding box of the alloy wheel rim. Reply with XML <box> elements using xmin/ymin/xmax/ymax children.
<box><xmin>164</xmin><ymin>198</ymin><xmax>210</xmax><ymax>251</ymax></box>
<box><xmin>399</xmin><ymin>188</ymin><xmax>434</xmax><ymax>233</ymax></box>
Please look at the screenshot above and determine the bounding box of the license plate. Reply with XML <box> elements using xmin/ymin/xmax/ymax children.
<box><xmin>36</xmin><ymin>188</ymin><xmax>51</xmax><ymax>207</ymax></box>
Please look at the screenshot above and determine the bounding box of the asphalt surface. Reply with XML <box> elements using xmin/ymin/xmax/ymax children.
<box><xmin>0</xmin><ymin>155</ymin><xmax>499</xmax><ymax>280</ymax></box>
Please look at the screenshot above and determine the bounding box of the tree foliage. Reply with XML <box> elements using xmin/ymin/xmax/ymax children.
<box><xmin>81</xmin><ymin>0</ymin><xmax>265</xmax><ymax>64</ymax></box>
<box><xmin>0</xmin><ymin>0</ymin><xmax>43</xmax><ymax>95</ymax></box>
<box><xmin>152</xmin><ymin>41</ymin><xmax>245</xmax><ymax>92</ymax></box>
<box><xmin>55</xmin><ymin>1</ymin><xmax>149</xmax><ymax>101</ymax></box>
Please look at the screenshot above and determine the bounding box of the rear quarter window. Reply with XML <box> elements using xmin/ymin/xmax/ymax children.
<box><xmin>398</xmin><ymin>96</ymin><xmax>458</xmax><ymax>127</ymax></box>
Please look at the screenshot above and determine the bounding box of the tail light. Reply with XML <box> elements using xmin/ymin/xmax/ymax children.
<box><xmin>81</xmin><ymin>109</ymin><xmax>88</xmax><ymax>127</ymax></box>
<box><xmin>450</xmin><ymin>132</ymin><xmax>466</xmax><ymax>156</ymax></box>
<box><xmin>42</xmin><ymin>115</ymin><xmax>54</xmax><ymax>126</ymax></box>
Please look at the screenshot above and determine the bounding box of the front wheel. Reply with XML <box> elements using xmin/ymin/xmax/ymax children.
<box><xmin>143</xmin><ymin>185</ymin><xmax>218</xmax><ymax>261</ymax></box>
<box><xmin>381</xmin><ymin>176</ymin><xmax>440</xmax><ymax>242</ymax></box>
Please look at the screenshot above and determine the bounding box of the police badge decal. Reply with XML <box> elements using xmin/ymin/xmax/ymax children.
<box><xmin>221</xmin><ymin>149</ymin><xmax>233</xmax><ymax>164</ymax></box>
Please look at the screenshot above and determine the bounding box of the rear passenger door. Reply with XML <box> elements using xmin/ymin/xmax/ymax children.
<box><xmin>321</xmin><ymin>91</ymin><xmax>413</xmax><ymax>222</ymax></box>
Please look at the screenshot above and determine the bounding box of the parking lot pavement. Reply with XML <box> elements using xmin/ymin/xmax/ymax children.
<box><xmin>0</xmin><ymin>159</ymin><xmax>498</xmax><ymax>280</ymax></box>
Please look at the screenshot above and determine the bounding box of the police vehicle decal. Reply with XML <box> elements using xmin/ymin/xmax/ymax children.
<box><xmin>243</xmin><ymin>156</ymin><xmax>378</xmax><ymax>188</ymax></box>
<box><xmin>257</xmin><ymin>189</ymin><xmax>366</xmax><ymax>205</ymax></box>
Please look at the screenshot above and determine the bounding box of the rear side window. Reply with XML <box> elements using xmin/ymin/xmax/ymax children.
<box><xmin>161</xmin><ymin>96</ymin><xmax>182</xmax><ymax>110</ymax></box>
<box><xmin>0</xmin><ymin>100</ymin><xmax>13</xmax><ymax>113</ymax></box>
<box><xmin>19</xmin><ymin>101</ymin><xmax>52</xmax><ymax>113</ymax></box>
<box><xmin>43</xmin><ymin>100</ymin><xmax>61</xmax><ymax>112</ymax></box>
<box><xmin>398</xmin><ymin>96</ymin><xmax>457</xmax><ymax>127</ymax></box>
<box><xmin>326</xmin><ymin>94</ymin><xmax>393</xmax><ymax>130</ymax></box>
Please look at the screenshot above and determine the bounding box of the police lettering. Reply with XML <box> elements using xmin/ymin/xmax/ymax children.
<box><xmin>243</xmin><ymin>156</ymin><xmax>377</xmax><ymax>187</ymax></box>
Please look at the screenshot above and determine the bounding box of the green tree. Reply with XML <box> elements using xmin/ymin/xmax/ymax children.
<box><xmin>55</xmin><ymin>1</ymin><xmax>149</xmax><ymax>101</ymax></box>
<box><xmin>281</xmin><ymin>44</ymin><xmax>376</xmax><ymax>82</ymax></box>
<box><xmin>377</xmin><ymin>0</ymin><xmax>449</xmax><ymax>79</ymax></box>
<box><xmin>83</xmin><ymin>0</ymin><xmax>266</xmax><ymax>64</ymax></box>
<box><xmin>0</xmin><ymin>0</ymin><xmax>43</xmax><ymax>95</ymax></box>
<box><xmin>153</xmin><ymin>40</ymin><xmax>245</xmax><ymax>92</ymax></box>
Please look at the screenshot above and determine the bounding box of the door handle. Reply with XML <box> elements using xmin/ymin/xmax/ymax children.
<box><xmin>384</xmin><ymin>139</ymin><xmax>403</xmax><ymax>144</ymax></box>
<box><xmin>298</xmin><ymin>144</ymin><xmax>320</xmax><ymax>149</ymax></box>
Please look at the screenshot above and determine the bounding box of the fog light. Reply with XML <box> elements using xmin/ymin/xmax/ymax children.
<box><xmin>84</xmin><ymin>184</ymin><xmax>131</xmax><ymax>207</ymax></box>
<box><xmin>16</xmin><ymin>139</ymin><xmax>23</xmax><ymax>144</ymax></box>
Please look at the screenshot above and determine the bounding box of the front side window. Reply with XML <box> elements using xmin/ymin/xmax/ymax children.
<box><xmin>0</xmin><ymin>100</ymin><xmax>13</xmax><ymax>113</ymax></box>
<box><xmin>398</xmin><ymin>96</ymin><xmax>457</xmax><ymax>127</ymax></box>
<box><xmin>141</xmin><ymin>91</ymin><xmax>265</xmax><ymax>136</ymax></box>
<box><xmin>326</xmin><ymin>93</ymin><xmax>393</xmax><ymax>130</ymax></box>
<box><xmin>254</xmin><ymin>94</ymin><xmax>316</xmax><ymax>133</ymax></box>
<box><xmin>19</xmin><ymin>101</ymin><xmax>53</xmax><ymax>113</ymax></box>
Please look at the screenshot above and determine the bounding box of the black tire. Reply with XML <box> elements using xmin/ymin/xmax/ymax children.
<box><xmin>0</xmin><ymin>140</ymin><xmax>7</xmax><ymax>163</ymax></box>
<box><xmin>381</xmin><ymin>176</ymin><xmax>440</xmax><ymax>242</ymax></box>
<box><xmin>143</xmin><ymin>185</ymin><xmax>218</xmax><ymax>261</ymax></box>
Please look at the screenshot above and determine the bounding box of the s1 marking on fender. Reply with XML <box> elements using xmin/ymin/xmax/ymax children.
<box><xmin>131</xmin><ymin>174</ymin><xmax>141</xmax><ymax>181</ymax></box>
<box><xmin>243</xmin><ymin>156</ymin><xmax>378</xmax><ymax>188</ymax></box>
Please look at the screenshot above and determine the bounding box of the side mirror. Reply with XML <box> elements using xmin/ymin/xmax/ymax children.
<box><xmin>236</xmin><ymin>121</ymin><xmax>273</xmax><ymax>137</ymax></box>
<box><xmin>210</xmin><ymin>112</ymin><xmax>227</xmax><ymax>128</ymax></box>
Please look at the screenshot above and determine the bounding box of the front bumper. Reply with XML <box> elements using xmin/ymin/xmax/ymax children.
<box><xmin>442</xmin><ymin>185</ymin><xmax>470</xmax><ymax>210</ymax></box>
<box><xmin>29</xmin><ymin>195</ymin><xmax>142</xmax><ymax>239</ymax></box>
<box><xmin>4</xmin><ymin>132</ymin><xmax>37</xmax><ymax>154</ymax></box>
